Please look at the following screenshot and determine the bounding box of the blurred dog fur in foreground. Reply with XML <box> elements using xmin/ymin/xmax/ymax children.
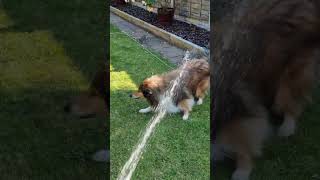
<box><xmin>212</xmin><ymin>0</ymin><xmax>320</xmax><ymax>179</ymax></box>
<box><xmin>64</xmin><ymin>67</ymin><xmax>109</xmax><ymax>162</ymax></box>
<box><xmin>64</xmin><ymin>68</ymin><xmax>108</xmax><ymax>118</ymax></box>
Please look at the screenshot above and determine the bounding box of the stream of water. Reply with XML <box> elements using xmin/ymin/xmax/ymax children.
<box><xmin>116</xmin><ymin>52</ymin><xmax>192</xmax><ymax>180</ymax></box>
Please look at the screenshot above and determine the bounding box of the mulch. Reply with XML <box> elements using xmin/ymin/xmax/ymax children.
<box><xmin>112</xmin><ymin>3</ymin><xmax>210</xmax><ymax>49</ymax></box>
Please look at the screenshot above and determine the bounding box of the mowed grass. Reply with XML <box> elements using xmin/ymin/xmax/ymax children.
<box><xmin>0</xmin><ymin>1</ymin><xmax>107</xmax><ymax>180</ymax></box>
<box><xmin>110</xmin><ymin>25</ymin><xmax>210</xmax><ymax>179</ymax></box>
<box><xmin>215</xmin><ymin>88</ymin><xmax>320</xmax><ymax>180</ymax></box>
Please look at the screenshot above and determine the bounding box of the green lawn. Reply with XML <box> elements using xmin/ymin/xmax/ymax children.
<box><xmin>110</xmin><ymin>25</ymin><xmax>210</xmax><ymax>179</ymax></box>
<box><xmin>0</xmin><ymin>1</ymin><xmax>107</xmax><ymax>179</ymax></box>
<box><xmin>215</xmin><ymin>88</ymin><xmax>320</xmax><ymax>179</ymax></box>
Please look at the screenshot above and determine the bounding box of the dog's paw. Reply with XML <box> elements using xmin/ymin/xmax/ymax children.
<box><xmin>182</xmin><ymin>113</ymin><xmax>189</xmax><ymax>120</ymax></box>
<box><xmin>197</xmin><ymin>98</ymin><xmax>203</xmax><ymax>105</ymax></box>
<box><xmin>92</xmin><ymin>150</ymin><xmax>109</xmax><ymax>162</ymax></box>
<box><xmin>231</xmin><ymin>170</ymin><xmax>250</xmax><ymax>180</ymax></box>
<box><xmin>212</xmin><ymin>144</ymin><xmax>226</xmax><ymax>162</ymax></box>
<box><xmin>139</xmin><ymin>107</ymin><xmax>151</xmax><ymax>113</ymax></box>
<box><xmin>278</xmin><ymin>118</ymin><xmax>296</xmax><ymax>137</ymax></box>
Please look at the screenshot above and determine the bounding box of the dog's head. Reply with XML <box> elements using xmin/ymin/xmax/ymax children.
<box><xmin>130</xmin><ymin>78</ymin><xmax>160</xmax><ymax>106</ymax></box>
<box><xmin>130</xmin><ymin>84</ymin><xmax>153</xmax><ymax>99</ymax></box>
<box><xmin>64</xmin><ymin>68</ymin><xmax>108</xmax><ymax>118</ymax></box>
<box><xmin>64</xmin><ymin>90</ymin><xmax>107</xmax><ymax>118</ymax></box>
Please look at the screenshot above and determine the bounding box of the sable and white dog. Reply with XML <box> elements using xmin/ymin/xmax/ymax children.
<box><xmin>130</xmin><ymin>58</ymin><xmax>210</xmax><ymax>120</ymax></box>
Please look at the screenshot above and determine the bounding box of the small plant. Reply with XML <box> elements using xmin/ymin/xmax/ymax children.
<box><xmin>144</xmin><ymin>0</ymin><xmax>156</xmax><ymax>7</ymax></box>
<box><xmin>143</xmin><ymin>0</ymin><xmax>175</xmax><ymax>25</ymax></box>
<box><xmin>144</xmin><ymin>0</ymin><xmax>174</xmax><ymax>9</ymax></box>
<box><xmin>143</xmin><ymin>0</ymin><xmax>156</xmax><ymax>12</ymax></box>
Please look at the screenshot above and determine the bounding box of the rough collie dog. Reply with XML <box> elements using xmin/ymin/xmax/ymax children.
<box><xmin>212</xmin><ymin>0</ymin><xmax>320</xmax><ymax>179</ymax></box>
<box><xmin>131</xmin><ymin>59</ymin><xmax>209</xmax><ymax>120</ymax></box>
<box><xmin>64</xmin><ymin>68</ymin><xmax>108</xmax><ymax>118</ymax></box>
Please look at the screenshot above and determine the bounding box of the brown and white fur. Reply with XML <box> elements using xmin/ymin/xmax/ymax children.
<box><xmin>64</xmin><ymin>68</ymin><xmax>109</xmax><ymax>162</ymax></box>
<box><xmin>131</xmin><ymin>59</ymin><xmax>209</xmax><ymax>120</ymax></box>
<box><xmin>64</xmin><ymin>68</ymin><xmax>108</xmax><ymax>118</ymax></box>
<box><xmin>212</xmin><ymin>0</ymin><xmax>320</xmax><ymax>179</ymax></box>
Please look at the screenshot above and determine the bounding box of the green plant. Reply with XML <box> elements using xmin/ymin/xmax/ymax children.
<box><xmin>145</xmin><ymin>0</ymin><xmax>174</xmax><ymax>9</ymax></box>
<box><xmin>145</xmin><ymin>0</ymin><xmax>156</xmax><ymax>6</ymax></box>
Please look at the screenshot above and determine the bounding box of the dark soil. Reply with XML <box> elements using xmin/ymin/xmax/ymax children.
<box><xmin>111</xmin><ymin>3</ymin><xmax>209</xmax><ymax>49</ymax></box>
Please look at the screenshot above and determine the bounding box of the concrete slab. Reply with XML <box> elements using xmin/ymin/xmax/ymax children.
<box><xmin>110</xmin><ymin>13</ymin><xmax>185</xmax><ymax>65</ymax></box>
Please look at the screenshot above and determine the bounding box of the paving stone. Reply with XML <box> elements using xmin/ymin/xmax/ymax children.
<box><xmin>160</xmin><ymin>46</ymin><xmax>186</xmax><ymax>58</ymax></box>
<box><xmin>144</xmin><ymin>37</ymin><xmax>162</xmax><ymax>47</ymax></box>
<box><xmin>132</xmin><ymin>30</ymin><xmax>152</xmax><ymax>39</ymax></box>
<box><xmin>110</xmin><ymin>14</ymin><xmax>123</xmax><ymax>24</ymax></box>
<box><xmin>122</xmin><ymin>22</ymin><xmax>138</xmax><ymax>32</ymax></box>
<box><xmin>110</xmin><ymin>13</ymin><xmax>185</xmax><ymax>65</ymax></box>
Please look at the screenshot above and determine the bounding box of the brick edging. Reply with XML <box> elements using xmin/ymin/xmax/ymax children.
<box><xmin>110</xmin><ymin>6</ymin><xmax>207</xmax><ymax>53</ymax></box>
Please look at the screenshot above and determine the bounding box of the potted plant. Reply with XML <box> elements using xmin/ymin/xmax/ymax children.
<box><xmin>157</xmin><ymin>0</ymin><xmax>175</xmax><ymax>25</ymax></box>
<box><xmin>144</xmin><ymin>0</ymin><xmax>156</xmax><ymax>12</ymax></box>
<box><xmin>144</xmin><ymin>0</ymin><xmax>175</xmax><ymax>25</ymax></box>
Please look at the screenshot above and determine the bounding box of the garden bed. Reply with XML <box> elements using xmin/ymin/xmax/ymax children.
<box><xmin>111</xmin><ymin>3</ymin><xmax>209</xmax><ymax>49</ymax></box>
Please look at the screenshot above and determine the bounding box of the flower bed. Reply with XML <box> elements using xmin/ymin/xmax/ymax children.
<box><xmin>111</xmin><ymin>3</ymin><xmax>210</xmax><ymax>48</ymax></box>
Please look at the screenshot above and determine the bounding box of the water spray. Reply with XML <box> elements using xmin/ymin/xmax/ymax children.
<box><xmin>116</xmin><ymin>51</ymin><xmax>192</xmax><ymax>180</ymax></box>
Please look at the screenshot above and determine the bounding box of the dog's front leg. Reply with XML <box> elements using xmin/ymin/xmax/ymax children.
<box><xmin>139</xmin><ymin>106</ymin><xmax>152</xmax><ymax>113</ymax></box>
<box><xmin>211</xmin><ymin>143</ymin><xmax>226</xmax><ymax>161</ymax></box>
<box><xmin>182</xmin><ymin>111</ymin><xmax>189</xmax><ymax>120</ymax></box>
<box><xmin>278</xmin><ymin>114</ymin><xmax>296</xmax><ymax>137</ymax></box>
<box><xmin>196</xmin><ymin>98</ymin><xmax>203</xmax><ymax>105</ymax></box>
<box><xmin>92</xmin><ymin>149</ymin><xmax>109</xmax><ymax>162</ymax></box>
<box><xmin>232</xmin><ymin>153</ymin><xmax>253</xmax><ymax>180</ymax></box>
<box><xmin>178</xmin><ymin>100</ymin><xmax>192</xmax><ymax>120</ymax></box>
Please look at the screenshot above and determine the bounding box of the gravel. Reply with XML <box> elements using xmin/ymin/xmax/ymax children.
<box><xmin>112</xmin><ymin>3</ymin><xmax>209</xmax><ymax>49</ymax></box>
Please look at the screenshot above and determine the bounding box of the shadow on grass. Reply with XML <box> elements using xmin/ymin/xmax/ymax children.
<box><xmin>0</xmin><ymin>0</ymin><xmax>108</xmax><ymax>179</ymax></box>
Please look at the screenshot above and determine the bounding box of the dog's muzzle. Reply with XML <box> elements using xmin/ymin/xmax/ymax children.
<box><xmin>129</xmin><ymin>93</ymin><xmax>140</xmax><ymax>99</ymax></box>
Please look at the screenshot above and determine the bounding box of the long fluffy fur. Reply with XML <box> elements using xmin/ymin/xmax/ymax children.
<box><xmin>212</xmin><ymin>0</ymin><xmax>320</xmax><ymax>179</ymax></box>
<box><xmin>64</xmin><ymin>67</ymin><xmax>108</xmax><ymax>117</ymax></box>
<box><xmin>132</xmin><ymin>59</ymin><xmax>209</xmax><ymax>119</ymax></box>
